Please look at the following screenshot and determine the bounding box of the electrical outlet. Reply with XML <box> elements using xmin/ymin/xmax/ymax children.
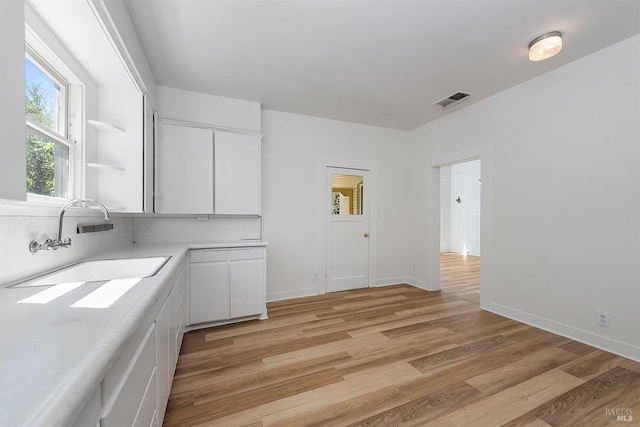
<box><xmin>597</xmin><ymin>310</ymin><xmax>610</xmax><ymax>327</ymax></box>
<box><xmin>312</xmin><ymin>271</ymin><xmax>318</xmax><ymax>280</ymax></box>
<box><xmin>412</xmin><ymin>263</ymin><xmax>416</xmax><ymax>271</ymax></box>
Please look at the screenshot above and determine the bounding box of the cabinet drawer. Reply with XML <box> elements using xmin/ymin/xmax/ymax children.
<box><xmin>132</xmin><ymin>366</ymin><xmax>157</xmax><ymax>427</ymax></box>
<box><xmin>229</xmin><ymin>248</ymin><xmax>265</xmax><ymax>261</ymax></box>
<box><xmin>101</xmin><ymin>323</ymin><xmax>156</xmax><ymax>427</ymax></box>
<box><xmin>190</xmin><ymin>249</ymin><xmax>228</xmax><ymax>263</ymax></box>
<box><xmin>102</xmin><ymin>308</ymin><xmax>155</xmax><ymax>402</ymax></box>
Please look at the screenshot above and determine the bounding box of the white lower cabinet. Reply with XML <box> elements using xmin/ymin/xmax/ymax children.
<box><xmin>176</xmin><ymin>265</ymin><xmax>188</xmax><ymax>352</ymax></box>
<box><xmin>70</xmin><ymin>247</ymin><xmax>268</xmax><ymax>426</ymax></box>
<box><xmin>190</xmin><ymin>259</ymin><xmax>229</xmax><ymax>323</ymax></box>
<box><xmin>229</xmin><ymin>257</ymin><xmax>266</xmax><ymax>318</ymax></box>
<box><xmin>71</xmin><ymin>386</ymin><xmax>101</xmax><ymax>427</ymax></box>
<box><xmin>101</xmin><ymin>322</ymin><xmax>156</xmax><ymax>427</ymax></box>
<box><xmin>75</xmin><ymin>258</ymin><xmax>188</xmax><ymax>427</ymax></box>
<box><xmin>156</xmin><ymin>289</ymin><xmax>172</xmax><ymax>424</ymax></box>
<box><xmin>156</xmin><ymin>279</ymin><xmax>183</xmax><ymax>423</ymax></box>
<box><xmin>189</xmin><ymin>247</ymin><xmax>267</xmax><ymax>327</ymax></box>
<box><xmin>133</xmin><ymin>366</ymin><xmax>157</xmax><ymax>427</ymax></box>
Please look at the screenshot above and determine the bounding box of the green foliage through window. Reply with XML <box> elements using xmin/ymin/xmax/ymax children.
<box><xmin>331</xmin><ymin>193</ymin><xmax>341</xmax><ymax>215</ymax></box>
<box><xmin>25</xmin><ymin>57</ymin><xmax>69</xmax><ymax>198</ymax></box>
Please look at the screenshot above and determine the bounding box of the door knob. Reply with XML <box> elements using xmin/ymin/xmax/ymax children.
<box><xmin>363</xmin><ymin>233</ymin><xmax>369</xmax><ymax>238</ymax></box>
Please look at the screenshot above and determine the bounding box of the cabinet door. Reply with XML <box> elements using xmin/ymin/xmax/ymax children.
<box><xmin>155</xmin><ymin>289</ymin><xmax>172</xmax><ymax>424</ymax></box>
<box><xmin>190</xmin><ymin>262</ymin><xmax>229</xmax><ymax>323</ymax></box>
<box><xmin>229</xmin><ymin>259</ymin><xmax>265</xmax><ymax>318</ymax></box>
<box><xmin>160</xmin><ymin>123</ymin><xmax>214</xmax><ymax>214</ymax></box>
<box><xmin>214</xmin><ymin>131</ymin><xmax>261</xmax><ymax>215</ymax></box>
<box><xmin>143</xmin><ymin>94</ymin><xmax>155</xmax><ymax>213</ymax></box>
<box><xmin>175</xmin><ymin>266</ymin><xmax>188</xmax><ymax>355</ymax></box>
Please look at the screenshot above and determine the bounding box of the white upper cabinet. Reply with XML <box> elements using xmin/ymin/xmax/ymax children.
<box><xmin>157</xmin><ymin>121</ymin><xmax>262</xmax><ymax>215</ymax></box>
<box><xmin>214</xmin><ymin>131</ymin><xmax>261</xmax><ymax>215</ymax></box>
<box><xmin>158</xmin><ymin>123</ymin><xmax>214</xmax><ymax>214</ymax></box>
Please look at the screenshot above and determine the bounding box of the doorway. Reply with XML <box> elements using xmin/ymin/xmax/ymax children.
<box><xmin>326</xmin><ymin>167</ymin><xmax>370</xmax><ymax>292</ymax></box>
<box><xmin>439</xmin><ymin>159</ymin><xmax>481</xmax><ymax>294</ymax></box>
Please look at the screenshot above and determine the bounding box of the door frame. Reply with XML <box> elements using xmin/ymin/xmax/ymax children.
<box><xmin>427</xmin><ymin>151</ymin><xmax>492</xmax><ymax>310</ymax></box>
<box><xmin>325</xmin><ymin>166</ymin><xmax>371</xmax><ymax>292</ymax></box>
<box><xmin>316</xmin><ymin>158</ymin><xmax>377</xmax><ymax>295</ymax></box>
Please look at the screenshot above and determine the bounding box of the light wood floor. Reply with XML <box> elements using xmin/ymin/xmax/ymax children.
<box><xmin>165</xmin><ymin>253</ymin><xmax>640</xmax><ymax>426</ymax></box>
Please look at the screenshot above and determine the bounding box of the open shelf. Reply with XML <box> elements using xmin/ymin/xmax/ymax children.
<box><xmin>87</xmin><ymin>162</ymin><xmax>125</xmax><ymax>172</ymax></box>
<box><xmin>87</xmin><ymin>119</ymin><xmax>125</xmax><ymax>133</ymax></box>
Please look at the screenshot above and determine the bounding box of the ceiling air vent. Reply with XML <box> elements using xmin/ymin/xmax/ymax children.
<box><xmin>434</xmin><ymin>91</ymin><xmax>471</xmax><ymax>110</ymax></box>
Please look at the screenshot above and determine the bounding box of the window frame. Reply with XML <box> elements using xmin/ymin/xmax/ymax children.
<box><xmin>25</xmin><ymin>48</ymin><xmax>69</xmax><ymax>139</ymax></box>
<box><xmin>24</xmin><ymin>27</ymin><xmax>84</xmax><ymax>205</ymax></box>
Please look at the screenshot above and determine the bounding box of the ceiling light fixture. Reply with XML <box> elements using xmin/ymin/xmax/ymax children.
<box><xmin>528</xmin><ymin>31</ymin><xmax>562</xmax><ymax>61</ymax></box>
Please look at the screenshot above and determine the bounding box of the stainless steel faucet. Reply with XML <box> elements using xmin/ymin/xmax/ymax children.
<box><xmin>29</xmin><ymin>199</ymin><xmax>110</xmax><ymax>253</ymax></box>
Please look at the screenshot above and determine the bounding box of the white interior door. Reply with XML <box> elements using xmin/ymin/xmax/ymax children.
<box><xmin>326</xmin><ymin>167</ymin><xmax>369</xmax><ymax>292</ymax></box>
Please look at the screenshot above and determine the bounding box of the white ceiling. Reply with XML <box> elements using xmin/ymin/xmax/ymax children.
<box><xmin>124</xmin><ymin>0</ymin><xmax>640</xmax><ymax>130</ymax></box>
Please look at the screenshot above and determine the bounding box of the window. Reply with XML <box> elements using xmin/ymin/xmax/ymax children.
<box><xmin>25</xmin><ymin>51</ymin><xmax>73</xmax><ymax>200</ymax></box>
<box><xmin>331</xmin><ymin>173</ymin><xmax>364</xmax><ymax>215</ymax></box>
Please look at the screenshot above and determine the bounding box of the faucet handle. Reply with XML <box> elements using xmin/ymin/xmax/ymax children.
<box><xmin>29</xmin><ymin>238</ymin><xmax>59</xmax><ymax>253</ymax></box>
<box><xmin>29</xmin><ymin>241</ymin><xmax>41</xmax><ymax>253</ymax></box>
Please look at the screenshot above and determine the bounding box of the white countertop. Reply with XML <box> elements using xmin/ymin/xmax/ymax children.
<box><xmin>0</xmin><ymin>240</ymin><xmax>267</xmax><ymax>427</ymax></box>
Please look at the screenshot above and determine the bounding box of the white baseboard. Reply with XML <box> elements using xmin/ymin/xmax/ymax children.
<box><xmin>267</xmin><ymin>287</ymin><xmax>319</xmax><ymax>303</ymax></box>
<box><xmin>186</xmin><ymin>313</ymin><xmax>264</xmax><ymax>331</ymax></box>
<box><xmin>483</xmin><ymin>301</ymin><xmax>640</xmax><ymax>363</ymax></box>
<box><xmin>405</xmin><ymin>276</ymin><xmax>430</xmax><ymax>291</ymax></box>
<box><xmin>373</xmin><ymin>276</ymin><xmax>437</xmax><ymax>292</ymax></box>
<box><xmin>268</xmin><ymin>279</ymin><xmax>433</xmax><ymax>302</ymax></box>
<box><xmin>373</xmin><ymin>276</ymin><xmax>407</xmax><ymax>287</ymax></box>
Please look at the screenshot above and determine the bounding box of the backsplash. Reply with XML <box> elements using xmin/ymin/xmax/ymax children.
<box><xmin>133</xmin><ymin>216</ymin><xmax>261</xmax><ymax>243</ymax></box>
<box><xmin>0</xmin><ymin>209</ymin><xmax>133</xmax><ymax>285</ymax></box>
<box><xmin>0</xmin><ymin>201</ymin><xmax>262</xmax><ymax>285</ymax></box>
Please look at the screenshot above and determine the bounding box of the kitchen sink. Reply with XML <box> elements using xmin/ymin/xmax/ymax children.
<box><xmin>7</xmin><ymin>256</ymin><xmax>171</xmax><ymax>288</ymax></box>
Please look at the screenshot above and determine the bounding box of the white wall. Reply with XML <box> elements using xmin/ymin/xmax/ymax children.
<box><xmin>158</xmin><ymin>86</ymin><xmax>261</xmax><ymax>131</ymax></box>
<box><xmin>409</xmin><ymin>35</ymin><xmax>640</xmax><ymax>361</ymax></box>
<box><xmin>0</xmin><ymin>202</ymin><xmax>133</xmax><ymax>285</ymax></box>
<box><xmin>133</xmin><ymin>216</ymin><xmax>261</xmax><ymax>243</ymax></box>
<box><xmin>0</xmin><ymin>0</ymin><xmax>26</xmax><ymax>200</ymax></box>
<box><xmin>261</xmin><ymin>109</ymin><xmax>411</xmax><ymax>301</ymax></box>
